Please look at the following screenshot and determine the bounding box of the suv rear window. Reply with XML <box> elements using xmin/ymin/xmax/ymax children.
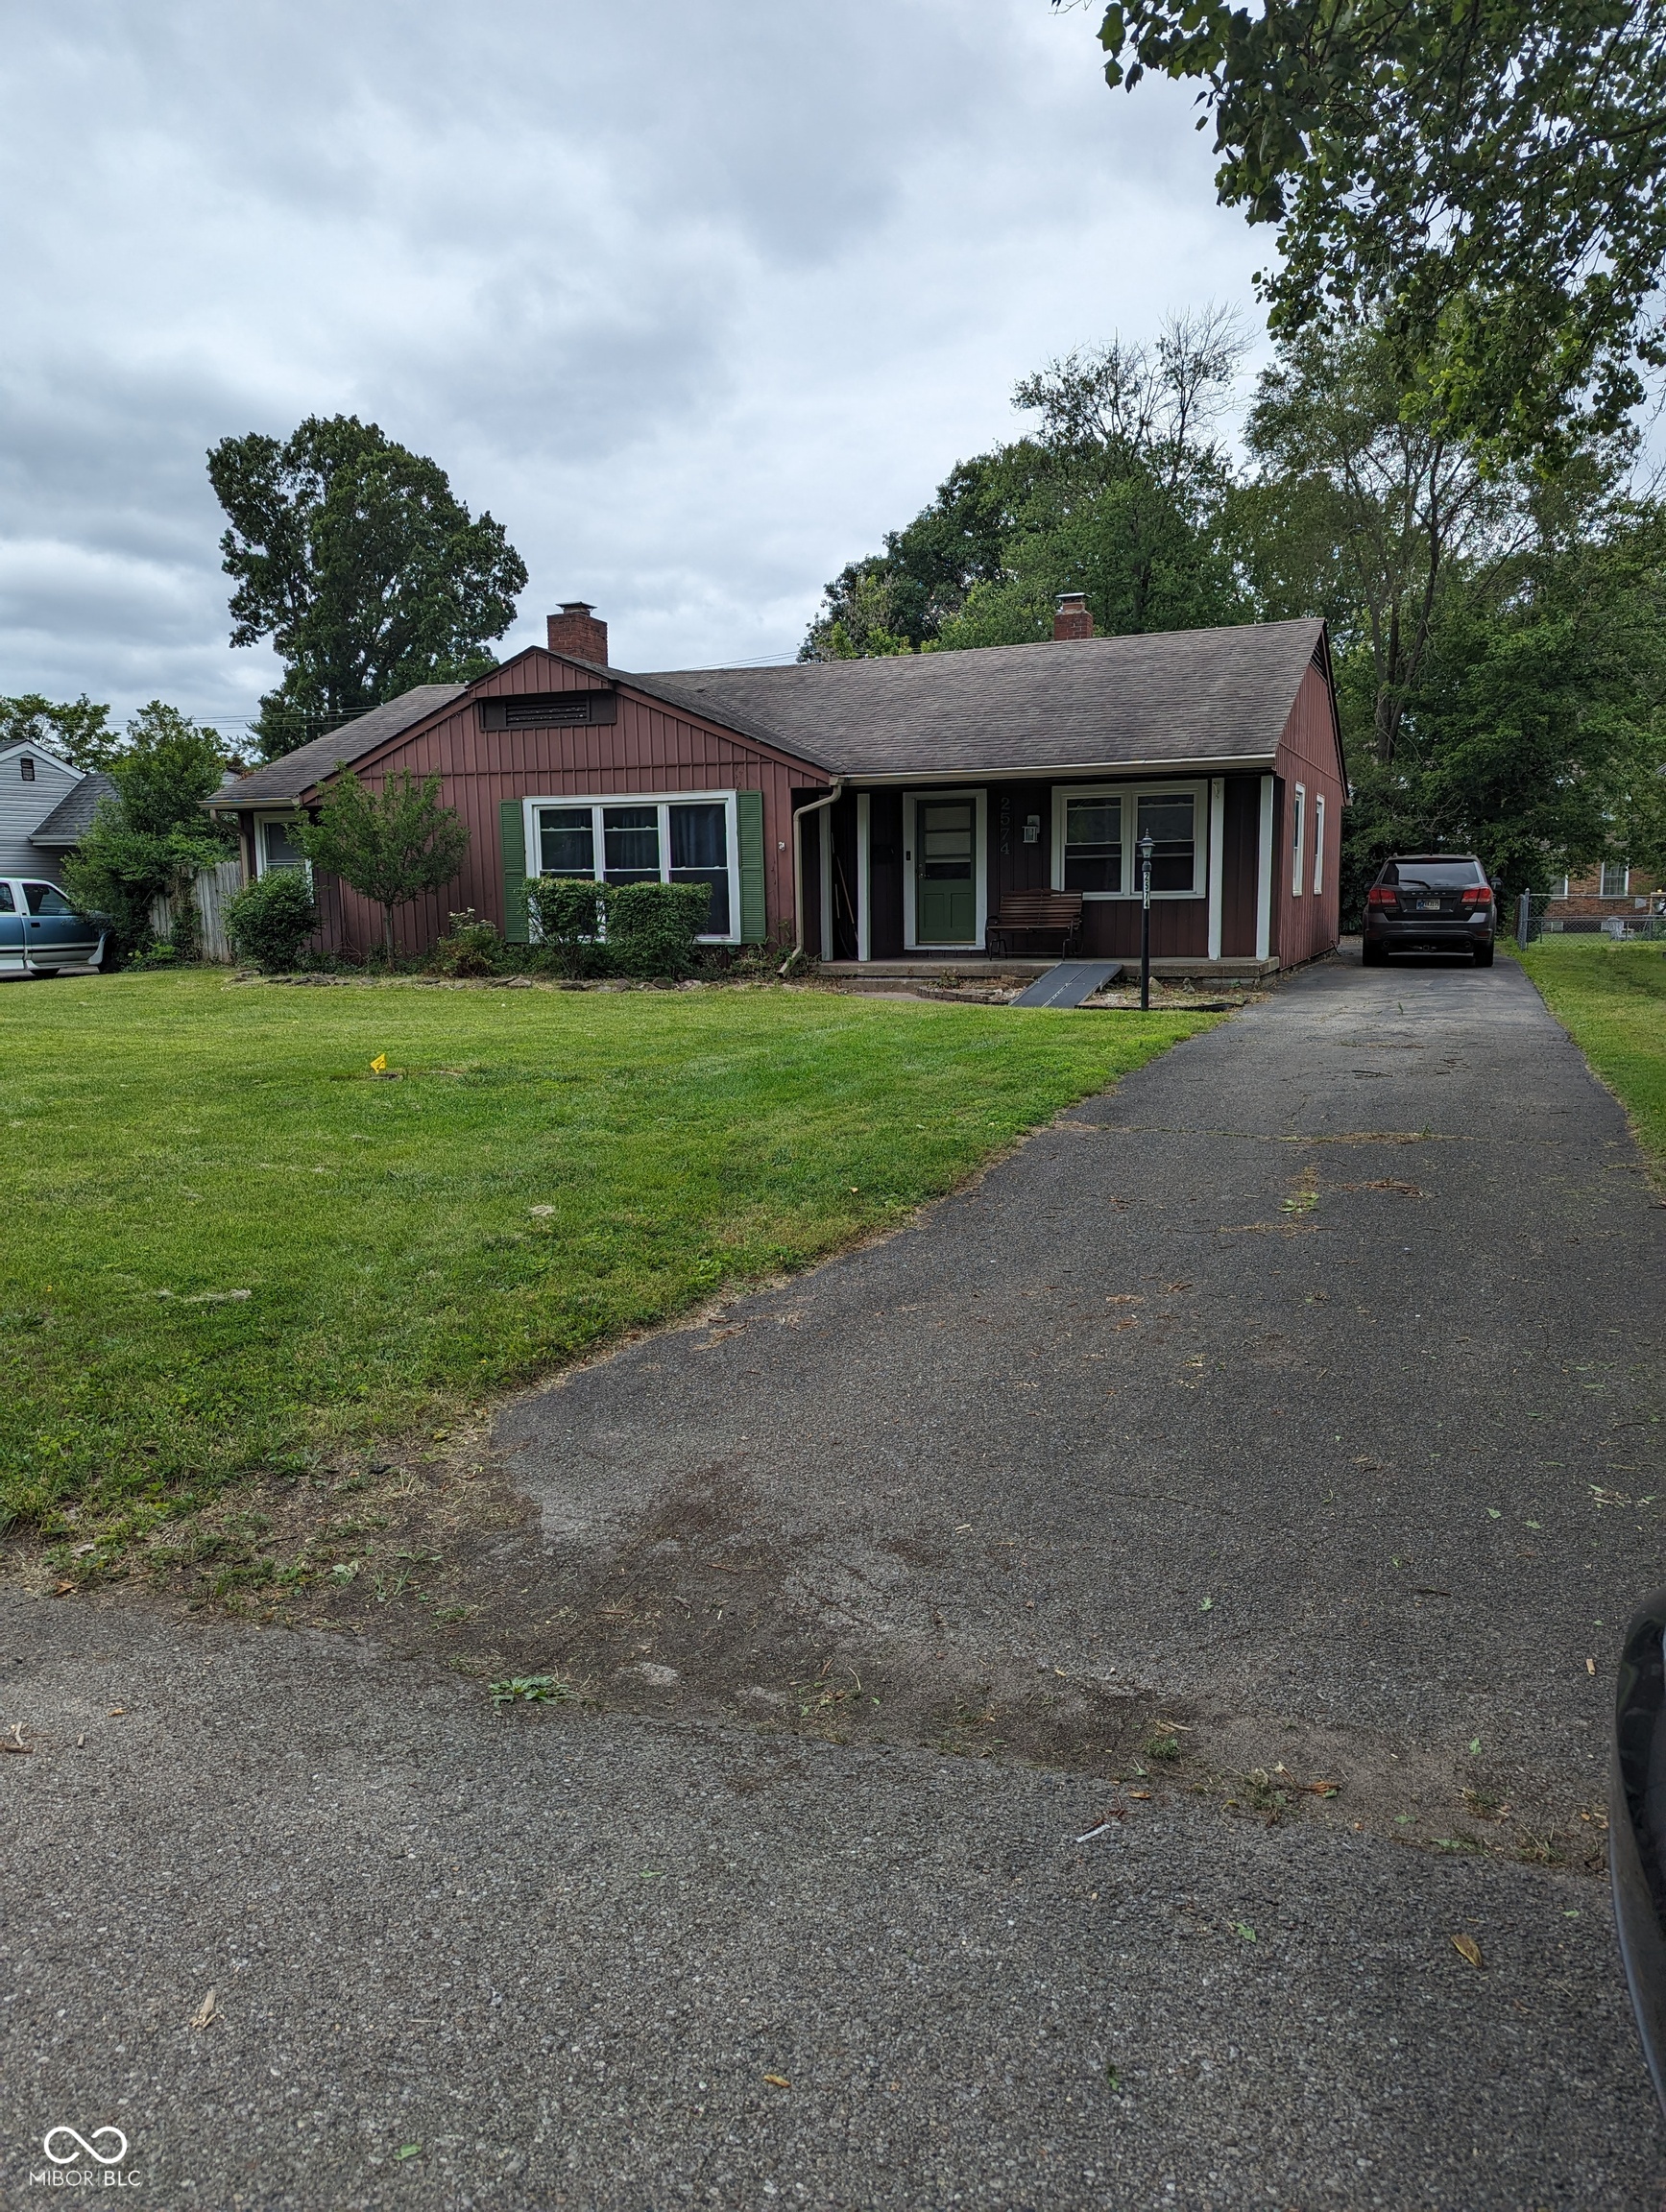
<box><xmin>1381</xmin><ymin>860</ymin><xmax>1485</xmax><ymax>888</ymax></box>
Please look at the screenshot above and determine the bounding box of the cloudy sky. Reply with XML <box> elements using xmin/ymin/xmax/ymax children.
<box><xmin>0</xmin><ymin>0</ymin><xmax>1268</xmax><ymax>733</ymax></box>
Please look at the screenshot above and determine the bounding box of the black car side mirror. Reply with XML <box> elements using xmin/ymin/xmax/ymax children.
<box><xmin>1613</xmin><ymin>1590</ymin><xmax>1666</xmax><ymax>2111</ymax></box>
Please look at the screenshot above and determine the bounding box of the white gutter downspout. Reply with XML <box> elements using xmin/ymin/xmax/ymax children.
<box><xmin>781</xmin><ymin>780</ymin><xmax>844</xmax><ymax>974</ymax></box>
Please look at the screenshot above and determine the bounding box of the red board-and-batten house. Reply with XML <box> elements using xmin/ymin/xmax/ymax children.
<box><xmin>206</xmin><ymin>598</ymin><xmax>1345</xmax><ymax>974</ymax></box>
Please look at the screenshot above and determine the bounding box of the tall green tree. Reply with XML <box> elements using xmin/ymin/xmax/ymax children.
<box><xmin>802</xmin><ymin>310</ymin><xmax>1247</xmax><ymax>657</ymax></box>
<box><xmin>207</xmin><ymin>415</ymin><xmax>528</xmax><ymax>761</ymax></box>
<box><xmin>293</xmin><ymin>769</ymin><xmax>471</xmax><ymax>956</ymax></box>
<box><xmin>1239</xmin><ymin>319</ymin><xmax>1533</xmax><ymax>765</ymax></box>
<box><xmin>1085</xmin><ymin>0</ymin><xmax>1666</xmax><ymax>452</ymax></box>
<box><xmin>61</xmin><ymin>705</ymin><xmax>234</xmax><ymax>955</ymax></box>
<box><xmin>0</xmin><ymin>693</ymin><xmax>116</xmax><ymax>772</ymax></box>
<box><xmin>1337</xmin><ymin>494</ymin><xmax>1666</xmax><ymax>911</ymax></box>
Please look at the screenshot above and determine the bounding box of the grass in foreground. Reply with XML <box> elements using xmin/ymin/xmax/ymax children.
<box><xmin>0</xmin><ymin>970</ymin><xmax>1215</xmax><ymax>1535</ymax></box>
<box><xmin>1519</xmin><ymin>938</ymin><xmax>1666</xmax><ymax>1168</ymax></box>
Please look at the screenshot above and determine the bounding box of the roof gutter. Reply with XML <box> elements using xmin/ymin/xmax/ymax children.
<box><xmin>781</xmin><ymin>780</ymin><xmax>844</xmax><ymax>975</ymax></box>
<box><xmin>839</xmin><ymin>753</ymin><xmax>1277</xmax><ymax>787</ymax></box>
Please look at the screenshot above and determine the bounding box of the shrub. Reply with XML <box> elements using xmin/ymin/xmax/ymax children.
<box><xmin>428</xmin><ymin>910</ymin><xmax>506</xmax><ymax>978</ymax></box>
<box><xmin>525</xmin><ymin>877</ymin><xmax>611</xmax><ymax>978</ymax></box>
<box><xmin>124</xmin><ymin>940</ymin><xmax>179</xmax><ymax>972</ymax></box>
<box><xmin>605</xmin><ymin>880</ymin><xmax>715</xmax><ymax>978</ymax></box>
<box><xmin>224</xmin><ymin>871</ymin><xmax>320</xmax><ymax>971</ymax></box>
<box><xmin>519</xmin><ymin>878</ymin><xmax>712</xmax><ymax>979</ymax></box>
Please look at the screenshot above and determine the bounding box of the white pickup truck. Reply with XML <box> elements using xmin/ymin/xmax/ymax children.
<box><xmin>0</xmin><ymin>878</ymin><xmax>108</xmax><ymax>974</ymax></box>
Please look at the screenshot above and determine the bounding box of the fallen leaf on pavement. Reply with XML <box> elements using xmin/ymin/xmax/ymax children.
<box><xmin>1128</xmin><ymin>1791</ymin><xmax>1151</xmax><ymax>1800</ymax></box>
<box><xmin>190</xmin><ymin>1988</ymin><xmax>219</xmax><ymax>2031</ymax></box>
<box><xmin>762</xmin><ymin>2074</ymin><xmax>790</xmax><ymax>2089</ymax></box>
<box><xmin>1587</xmin><ymin>1658</ymin><xmax>1597</xmax><ymax>1675</ymax></box>
<box><xmin>1451</xmin><ymin>1934</ymin><xmax>1484</xmax><ymax>1969</ymax></box>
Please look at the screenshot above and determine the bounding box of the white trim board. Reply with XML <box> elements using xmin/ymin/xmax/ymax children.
<box><xmin>1207</xmin><ymin>778</ymin><xmax>1225</xmax><ymax>960</ymax></box>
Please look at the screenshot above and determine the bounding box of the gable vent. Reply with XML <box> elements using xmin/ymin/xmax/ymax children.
<box><xmin>478</xmin><ymin>690</ymin><xmax>618</xmax><ymax>733</ymax></box>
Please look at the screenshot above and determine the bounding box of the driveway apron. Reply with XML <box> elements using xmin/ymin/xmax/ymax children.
<box><xmin>4</xmin><ymin>950</ymin><xmax>1663</xmax><ymax>2210</ymax></box>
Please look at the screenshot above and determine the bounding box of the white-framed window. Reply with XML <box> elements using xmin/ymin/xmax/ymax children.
<box><xmin>1601</xmin><ymin>861</ymin><xmax>1630</xmax><ymax>899</ymax></box>
<box><xmin>523</xmin><ymin>790</ymin><xmax>739</xmax><ymax>942</ymax></box>
<box><xmin>1050</xmin><ymin>781</ymin><xmax>1204</xmax><ymax>899</ymax></box>
<box><xmin>1313</xmin><ymin>791</ymin><xmax>1326</xmax><ymax>896</ymax></box>
<box><xmin>1291</xmin><ymin>782</ymin><xmax>1307</xmax><ymax>896</ymax></box>
<box><xmin>1549</xmin><ymin>875</ymin><xmax>1570</xmax><ymax>900</ymax></box>
<box><xmin>255</xmin><ymin>814</ymin><xmax>309</xmax><ymax>877</ymax></box>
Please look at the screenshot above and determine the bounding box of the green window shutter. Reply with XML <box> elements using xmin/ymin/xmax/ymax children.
<box><xmin>736</xmin><ymin>789</ymin><xmax>766</xmax><ymax>942</ymax></box>
<box><xmin>500</xmin><ymin>800</ymin><xmax>529</xmax><ymax>943</ymax></box>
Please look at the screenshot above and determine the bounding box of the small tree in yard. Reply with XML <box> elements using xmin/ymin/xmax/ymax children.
<box><xmin>294</xmin><ymin>768</ymin><xmax>470</xmax><ymax>957</ymax></box>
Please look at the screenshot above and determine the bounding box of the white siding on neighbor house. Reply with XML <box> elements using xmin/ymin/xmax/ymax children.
<box><xmin>0</xmin><ymin>742</ymin><xmax>80</xmax><ymax>880</ymax></box>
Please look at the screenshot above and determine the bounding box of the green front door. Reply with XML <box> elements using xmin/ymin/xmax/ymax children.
<box><xmin>916</xmin><ymin>798</ymin><xmax>978</xmax><ymax>944</ymax></box>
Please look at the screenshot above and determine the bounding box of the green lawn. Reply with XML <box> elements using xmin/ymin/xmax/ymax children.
<box><xmin>1519</xmin><ymin>937</ymin><xmax>1666</xmax><ymax>1168</ymax></box>
<box><xmin>0</xmin><ymin>970</ymin><xmax>1214</xmax><ymax>1535</ymax></box>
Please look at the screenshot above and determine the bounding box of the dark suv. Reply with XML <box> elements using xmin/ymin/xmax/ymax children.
<box><xmin>1362</xmin><ymin>854</ymin><xmax>1496</xmax><ymax>967</ymax></box>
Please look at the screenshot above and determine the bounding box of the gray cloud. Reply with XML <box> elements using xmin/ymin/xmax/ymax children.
<box><xmin>0</xmin><ymin>0</ymin><xmax>1268</xmax><ymax>729</ymax></box>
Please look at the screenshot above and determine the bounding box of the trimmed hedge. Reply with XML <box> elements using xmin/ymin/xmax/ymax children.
<box><xmin>523</xmin><ymin>877</ymin><xmax>712</xmax><ymax>979</ymax></box>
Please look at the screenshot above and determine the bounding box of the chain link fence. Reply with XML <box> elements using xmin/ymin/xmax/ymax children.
<box><xmin>1513</xmin><ymin>891</ymin><xmax>1666</xmax><ymax>946</ymax></box>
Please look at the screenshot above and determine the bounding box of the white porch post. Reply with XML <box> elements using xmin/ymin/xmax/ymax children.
<box><xmin>1207</xmin><ymin>777</ymin><xmax>1225</xmax><ymax>961</ymax></box>
<box><xmin>819</xmin><ymin>808</ymin><xmax>833</xmax><ymax>959</ymax></box>
<box><xmin>856</xmin><ymin>791</ymin><xmax>871</xmax><ymax>963</ymax></box>
<box><xmin>1255</xmin><ymin>773</ymin><xmax>1275</xmax><ymax>963</ymax></box>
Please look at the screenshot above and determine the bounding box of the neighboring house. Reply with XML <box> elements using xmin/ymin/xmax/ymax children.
<box><xmin>27</xmin><ymin>769</ymin><xmax>117</xmax><ymax>876</ymax></box>
<box><xmin>1545</xmin><ymin>864</ymin><xmax>1665</xmax><ymax>931</ymax></box>
<box><xmin>0</xmin><ymin>738</ymin><xmax>110</xmax><ymax>883</ymax></box>
<box><xmin>205</xmin><ymin>599</ymin><xmax>1346</xmax><ymax>974</ymax></box>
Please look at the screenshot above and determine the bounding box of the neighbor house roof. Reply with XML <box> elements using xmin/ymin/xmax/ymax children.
<box><xmin>29</xmin><ymin>771</ymin><xmax>116</xmax><ymax>848</ymax></box>
<box><xmin>204</xmin><ymin>685</ymin><xmax>469</xmax><ymax>812</ymax></box>
<box><xmin>631</xmin><ymin>617</ymin><xmax>1330</xmax><ymax>779</ymax></box>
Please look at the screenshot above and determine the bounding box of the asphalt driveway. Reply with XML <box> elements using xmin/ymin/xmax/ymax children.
<box><xmin>3</xmin><ymin>949</ymin><xmax>1663</xmax><ymax>2209</ymax></box>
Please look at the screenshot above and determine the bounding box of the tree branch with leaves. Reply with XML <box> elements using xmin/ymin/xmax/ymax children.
<box><xmin>293</xmin><ymin>769</ymin><xmax>471</xmax><ymax>957</ymax></box>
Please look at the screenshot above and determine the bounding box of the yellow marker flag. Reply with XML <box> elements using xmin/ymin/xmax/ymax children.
<box><xmin>370</xmin><ymin>1053</ymin><xmax>388</xmax><ymax>1074</ymax></box>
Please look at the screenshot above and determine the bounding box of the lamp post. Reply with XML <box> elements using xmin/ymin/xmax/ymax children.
<box><xmin>1139</xmin><ymin>830</ymin><xmax>1154</xmax><ymax>1010</ymax></box>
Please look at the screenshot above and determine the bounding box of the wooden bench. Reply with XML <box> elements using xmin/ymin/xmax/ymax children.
<box><xmin>986</xmin><ymin>889</ymin><xmax>1084</xmax><ymax>958</ymax></box>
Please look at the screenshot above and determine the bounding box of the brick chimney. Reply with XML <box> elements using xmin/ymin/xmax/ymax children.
<box><xmin>546</xmin><ymin>601</ymin><xmax>609</xmax><ymax>664</ymax></box>
<box><xmin>1053</xmin><ymin>591</ymin><xmax>1094</xmax><ymax>642</ymax></box>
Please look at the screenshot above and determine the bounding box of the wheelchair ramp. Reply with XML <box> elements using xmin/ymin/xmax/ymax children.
<box><xmin>1010</xmin><ymin>960</ymin><xmax>1123</xmax><ymax>1009</ymax></box>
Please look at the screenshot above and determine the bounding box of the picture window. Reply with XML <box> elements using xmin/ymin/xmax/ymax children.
<box><xmin>528</xmin><ymin>793</ymin><xmax>738</xmax><ymax>941</ymax></box>
<box><xmin>1051</xmin><ymin>783</ymin><xmax>1201</xmax><ymax>899</ymax></box>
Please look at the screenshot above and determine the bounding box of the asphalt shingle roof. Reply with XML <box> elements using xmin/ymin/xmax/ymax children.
<box><xmin>632</xmin><ymin>617</ymin><xmax>1327</xmax><ymax>778</ymax></box>
<box><xmin>29</xmin><ymin>771</ymin><xmax>116</xmax><ymax>847</ymax></box>
<box><xmin>204</xmin><ymin>685</ymin><xmax>469</xmax><ymax>811</ymax></box>
<box><xmin>201</xmin><ymin>621</ymin><xmax>1329</xmax><ymax>810</ymax></box>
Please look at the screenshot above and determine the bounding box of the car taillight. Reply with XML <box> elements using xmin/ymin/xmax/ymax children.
<box><xmin>1367</xmin><ymin>885</ymin><xmax>1396</xmax><ymax>905</ymax></box>
<box><xmin>1461</xmin><ymin>886</ymin><xmax>1491</xmax><ymax>905</ymax></box>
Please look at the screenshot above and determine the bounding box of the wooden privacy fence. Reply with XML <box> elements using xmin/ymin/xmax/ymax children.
<box><xmin>150</xmin><ymin>858</ymin><xmax>244</xmax><ymax>963</ymax></box>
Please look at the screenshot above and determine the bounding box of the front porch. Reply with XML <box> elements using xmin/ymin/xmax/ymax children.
<box><xmin>801</xmin><ymin>775</ymin><xmax>1276</xmax><ymax>968</ymax></box>
<box><xmin>817</xmin><ymin>955</ymin><xmax>1280</xmax><ymax>982</ymax></box>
